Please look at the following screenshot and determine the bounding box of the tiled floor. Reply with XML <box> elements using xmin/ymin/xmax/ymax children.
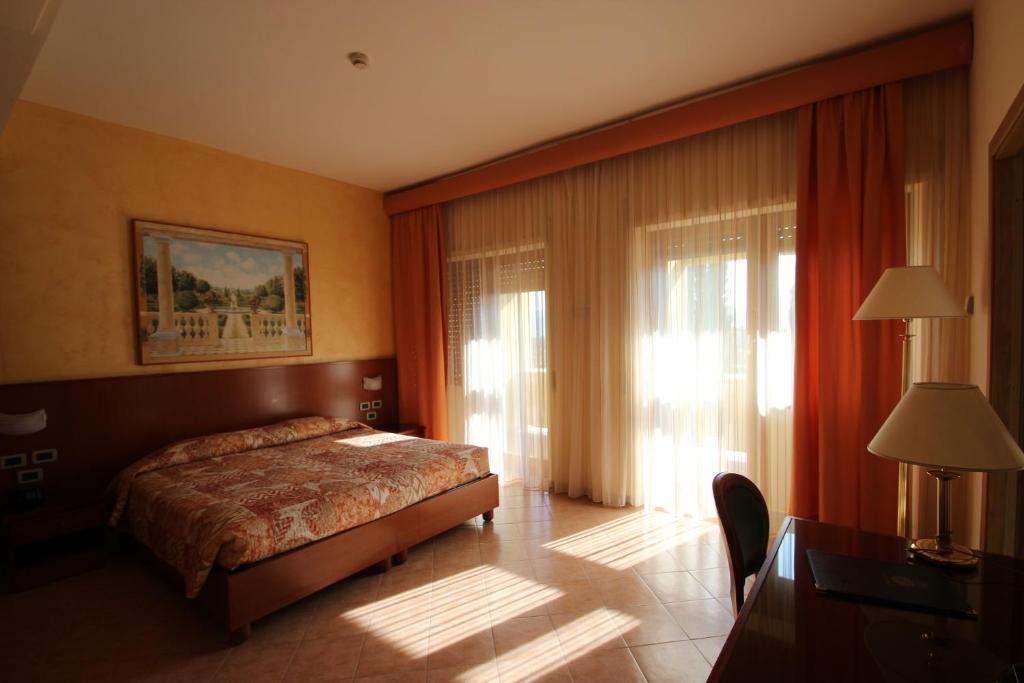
<box><xmin>0</xmin><ymin>484</ymin><xmax>736</xmax><ymax>682</ymax></box>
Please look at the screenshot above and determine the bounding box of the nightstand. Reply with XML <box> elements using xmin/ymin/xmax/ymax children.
<box><xmin>377</xmin><ymin>424</ymin><xmax>427</xmax><ymax>438</ymax></box>
<box><xmin>1</xmin><ymin>495</ymin><xmax>108</xmax><ymax>591</ymax></box>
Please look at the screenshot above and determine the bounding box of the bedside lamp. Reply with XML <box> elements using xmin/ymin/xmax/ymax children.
<box><xmin>854</xmin><ymin>266</ymin><xmax>966</xmax><ymax>537</ymax></box>
<box><xmin>868</xmin><ymin>383</ymin><xmax>1024</xmax><ymax>568</ymax></box>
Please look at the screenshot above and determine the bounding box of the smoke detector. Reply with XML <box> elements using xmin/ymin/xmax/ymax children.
<box><xmin>348</xmin><ymin>52</ymin><xmax>370</xmax><ymax>70</ymax></box>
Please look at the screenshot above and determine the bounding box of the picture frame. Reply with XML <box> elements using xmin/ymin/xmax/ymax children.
<box><xmin>132</xmin><ymin>220</ymin><xmax>312</xmax><ymax>365</ymax></box>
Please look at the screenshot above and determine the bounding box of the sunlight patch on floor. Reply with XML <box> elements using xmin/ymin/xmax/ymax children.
<box><xmin>543</xmin><ymin>512</ymin><xmax>719</xmax><ymax>570</ymax></box>
<box><xmin>492</xmin><ymin>609</ymin><xmax>639</xmax><ymax>681</ymax></box>
<box><xmin>342</xmin><ymin>565</ymin><xmax>565</xmax><ymax>657</ymax></box>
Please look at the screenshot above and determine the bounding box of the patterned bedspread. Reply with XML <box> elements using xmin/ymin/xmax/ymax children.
<box><xmin>109</xmin><ymin>417</ymin><xmax>490</xmax><ymax>597</ymax></box>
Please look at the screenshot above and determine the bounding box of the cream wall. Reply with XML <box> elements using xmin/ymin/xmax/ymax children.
<box><xmin>0</xmin><ymin>101</ymin><xmax>394</xmax><ymax>383</ymax></box>
<box><xmin>969</xmin><ymin>0</ymin><xmax>1024</xmax><ymax>389</ymax></box>
<box><xmin>970</xmin><ymin>0</ymin><xmax>1024</xmax><ymax>553</ymax></box>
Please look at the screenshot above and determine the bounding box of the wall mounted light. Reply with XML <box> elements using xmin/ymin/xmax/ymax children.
<box><xmin>0</xmin><ymin>409</ymin><xmax>47</xmax><ymax>436</ymax></box>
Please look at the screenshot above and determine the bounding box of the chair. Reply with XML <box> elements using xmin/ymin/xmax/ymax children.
<box><xmin>712</xmin><ymin>472</ymin><xmax>769</xmax><ymax>614</ymax></box>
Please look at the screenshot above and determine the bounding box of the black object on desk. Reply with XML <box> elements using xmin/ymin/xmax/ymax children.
<box><xmin>806</xmin><ymin>548</ymin><xmax>976</xmax><ymax>619</ymax></box>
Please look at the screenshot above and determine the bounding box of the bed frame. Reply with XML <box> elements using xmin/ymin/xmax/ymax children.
<box><xmin>196</xmin><ymin>473</ymin><xmax>498</xmax><ymax>643</ymax></box>
<box><xmin>0</xmin><ymin>358</ymin><xmax>498</xmax><ymax>642</ymax></box>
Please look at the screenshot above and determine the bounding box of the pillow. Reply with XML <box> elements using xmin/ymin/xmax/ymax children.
<box><xmin>109</xmin><ymin>416</ymin><xmax>359</xmax><ymax>525</ymax></box>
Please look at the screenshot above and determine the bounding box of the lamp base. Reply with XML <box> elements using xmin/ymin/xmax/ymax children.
<box><xmin>910</xmin><ymin>538</ymin><xmax>978</xmax><ymax>569</ymax></box>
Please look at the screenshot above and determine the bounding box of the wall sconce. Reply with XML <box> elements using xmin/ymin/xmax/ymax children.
<box><xmin>0</xmin><ymin>409</ymin><xmax>47</xmax><ymax>436</ymax></box>
<box><xmin>362</xmin><ymin>376</ymin><xmax>383</xmax><ymax>391</ymax></box>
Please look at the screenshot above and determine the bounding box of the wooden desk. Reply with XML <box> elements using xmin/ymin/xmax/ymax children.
<box><xmin>710</xmin><ymin>517</ymin><xmax>1024</xmax><ymax>682</ymax></box>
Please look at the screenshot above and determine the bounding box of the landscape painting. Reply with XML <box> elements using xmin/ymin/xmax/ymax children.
<box><xmin>133</xmin><ymin>220</ymin><xmax>312</xmax><ymax>365</ymax></box>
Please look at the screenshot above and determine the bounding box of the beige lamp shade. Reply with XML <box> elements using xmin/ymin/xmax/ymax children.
<box><xmin>869</xmin><ymin>383</ymin><xmax>1024</xmax><ymax>472</ymax></box>
<box><xmin>853</xmin><ymin>266</ymin><xmax>965</xmax><ymax>320</ymax></box>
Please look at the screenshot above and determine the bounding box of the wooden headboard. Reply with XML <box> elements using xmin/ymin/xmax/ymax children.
<box><xmin>0</xmin><ymin>358</ymin><xmax>398</xmax><ymax>502</ymax></box>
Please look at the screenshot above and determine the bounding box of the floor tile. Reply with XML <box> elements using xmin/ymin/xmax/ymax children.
<box><xmin>530</xmin><ymin>556</ymin><xmax>587</xmax><ymax>583</ymax></box>
<box><xmin>641</xmin><ymin>571</ymin><xmax>714</xmax><ymax>603</ymax></box>
<box><xmin>355</xmin><ymin>672</ymin><xmax>428</xmax><ymax>682</ymax></box>
<box><xmin>630</xmin><ymin>550</ymin><xmax>690</xmax><ymax>575</ymax></box>
<box><xmin>480</xmin><ymin>540</ymin><xmax>531</xmax><ymax>564</ymax></box>
<box><xmin>284</xmin><ymin>633</ymin><xmax>364</xmax><ymax>681</ymax></box>
<box><xmin>549</xmin><ymin>608</ymin><xmax>627</xmax><ymax>652</ymax></box>
<box><xmin>664</xmin><ymin>599</ymin><xmax>735</xmax><ymax>639</ymax></box>
<box><xmin>669</xmin><ymin>544</ymin><xmax>726</xmax><ymax>570</ymax></box>
<box><xmin>356</xmin><ymin>633</ymin><xmax>428</xmax><ymax>677</ymax></box>
<box><xmin>565</xmin><ymin>646</ymin><xmax>645</xmax><ymax>683</ymax></box>
<box><xmin>492</xmin><ymin>615</ymin><xmax>571</xmax><ymax>682</ymax></box>
<box><xmin>427</xmin><ymin>660</ymin><xmax>500</xmax><ymax>682</ymax></box>
<box><xmin>631</xmin><ymin>640</ymin><xmax>711</xmax><ymax>683</ymax></box>
<box><xmin>689</xmin><ymin>566</ymin><xmax>733</xmax><ymax>597</ymax></box>
<box><xmin>609</xmin><ymin>603</ymin><xmax>689</xmax><ymax>647</ymax></box>
<box><xmin>427</xmin><ymin>629</ymin><xmax>495</xmax><ymax>671</ymax></box>
<box><xmin>215</xmin><ymin>640</ymin><xmax>299</xmax><ymax>683</ymax></box>
<box><xmin>594</xmin><ymin>574</ymin><xmax>660</xmax><ymax>608</ymax></box>
<box><xmin>693</xmin><ymin>635</ymin><xmax>728</xmax><ymax>665</ymax></box>
<box><xmin>542</xmin><ymin>578</ymin><xmax>602</xmax><ymax>615</ymax></box>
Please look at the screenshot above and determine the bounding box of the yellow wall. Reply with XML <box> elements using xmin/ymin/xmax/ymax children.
<box><xmin>0</xmin><ymin>101</ymin><xmax>394</xmax><ymax>383</ymax></box>
<box><xmin>970</xmin><ymin>0</ymin><xmax>1024</xmax><ymax>553</ymax></box>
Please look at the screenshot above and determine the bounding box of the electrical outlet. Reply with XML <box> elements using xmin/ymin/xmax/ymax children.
<box><xmin>31</xmin><ymin>448</ymin><xmax>58</xmax><ymax>464</ymax></box>
<box><xmin>17</xmin><ymin>468</ymin><xmax>43</xmax><ymax>485</ymax></box>
<box><xmin>366</xmin><ymin>411</ymin><xmax>377</xmax><ymax>421</ymax></box>
<box><xmin>1</xmin><ymin>453</ymin><xmax>27</xmax><ymax>469</ymax></box>
<box><xmin>359</xmin><ymin>401</ymin><xmax>371</xmax><ymax>411</ymax></box>
<box><xmin>371</xmin><ymin>400</ymin><xmax>382</xmax><ymax>409</ymax></box>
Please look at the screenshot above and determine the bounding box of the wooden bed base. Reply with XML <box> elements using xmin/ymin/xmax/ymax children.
<box><xmin>195</xmin><ymin>473</ymin><xmax>499</xmax><ymax>643</ymax></box>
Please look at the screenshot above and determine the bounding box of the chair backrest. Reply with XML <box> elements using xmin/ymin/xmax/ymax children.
<box><xmin>712</xmin><ymin>472</ymin><xmax>769</xmax><ymax>614</ymax></box>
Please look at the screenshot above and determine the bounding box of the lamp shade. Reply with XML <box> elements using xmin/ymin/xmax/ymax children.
<box><xmin>854</xmin><ymin>266</ymin><xmax>965</xmax><ymax>320</ymax></box>
<box><xmin>869</xmin><ymin>383</ymin><xmax>1024</xmax><ymax>472</ymax></box>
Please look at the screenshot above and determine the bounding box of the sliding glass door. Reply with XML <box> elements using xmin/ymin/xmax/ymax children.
<box><xmin>635</xmin><ymin>214</ymin><xmax>795</xmax><ymax>518</ymax></box>
<box><xmin>447</xmin><ymin>239</ymin><xmax>550</xmax><ymax>489</ymax></box>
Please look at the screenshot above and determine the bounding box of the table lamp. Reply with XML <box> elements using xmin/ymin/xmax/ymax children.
<box><xmin>854</xmin><ymin>266</ymin><xmax>966</xmax><ymax>537</ymax></box>
<box><xmin>868</xmin><ymin>382</ymin><xmax>1024</xmax><ymax>568</ymax></box>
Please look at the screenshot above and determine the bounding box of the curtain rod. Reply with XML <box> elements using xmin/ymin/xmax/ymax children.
<box><xmin>384</xmin><ymin>18</ymin><xmax>971</xmax><ymax>216</ymax></box>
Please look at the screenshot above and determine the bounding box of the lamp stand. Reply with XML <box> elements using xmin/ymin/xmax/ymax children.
<box><xmin>897</xmin><ymin>319</ymin><xmax>913</xmax><ymax>538</ymax></box>
<box><xmin>910</xmin><ymin>469</ymin><xmax>978</xmax><ymax>568</ymax></box>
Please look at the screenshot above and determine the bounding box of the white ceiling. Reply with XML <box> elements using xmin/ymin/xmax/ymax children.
<box><xmin>22</xmin><ymin>0</ymin><xmax>971</xmax><ymax>192</ymax></box>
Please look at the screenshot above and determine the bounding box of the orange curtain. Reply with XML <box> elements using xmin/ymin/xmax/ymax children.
<box><xmin>391</xmin><ymin>205</ymin><xmax>448</xmax><ymax>440</ymax></box>
<box><xmin>792</xmin><ymin>84</ymin><xmax>906</xmax><ymax>535</ymax></box>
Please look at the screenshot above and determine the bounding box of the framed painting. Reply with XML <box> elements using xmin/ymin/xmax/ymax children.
<box><xmin>132</xmin><ymin>220</ymin><xmax>312</xmax><ymax>365</ymax></box>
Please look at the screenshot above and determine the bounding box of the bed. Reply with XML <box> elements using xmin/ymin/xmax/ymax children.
<box><xmin>110</xmin><ymin>416</ymin><xmax>498</xmax><ymax>642</ymax></box>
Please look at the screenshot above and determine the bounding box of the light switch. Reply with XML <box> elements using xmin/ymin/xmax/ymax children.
<box><xmin>1</xmin><ymin>453</ymin><xmax>26</xmax><ymax>469</ymax></box>
<box><xmin>17</xmin><ymin>468</ymin><xmax>43</xmax><ymax>484</ymax></box>
<box><xmin>31</xmin><ymin>448</ymin><xmax>57</xmax><ymax>464</ymax></box>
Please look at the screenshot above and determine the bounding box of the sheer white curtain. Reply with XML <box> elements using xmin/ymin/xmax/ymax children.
<box><xmin>903</xmin><ymin>67</ymin><xmax>981</xmax><ymax>547</ymax></box>
<box><xmin>446</xmin><ymin>113</ymin><xmax>798</xmax><ymax>514</ymax></box>
<box><xmin>628</xmin><ymin>114</ymin><xmax>798</xmax><ymax>518</ymax></box>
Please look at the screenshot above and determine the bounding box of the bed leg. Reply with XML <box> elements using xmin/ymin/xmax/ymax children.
<box><xmin>229</xmin><ymin>623</ymin><xmax>251</xmax><ymax>645</ymax></box>
<box><xmin>392</xmin><ymin>549</ymin><xmax>409</xmax><ymax>565</ymax></box>
<box><xmin>375</xmin><ymin>556</ymin><xmax>392</xmax><ymax>573</ymax></box>
<box><xmin>482</xmin><ymin>509</ymin><xmax>495</xmax><ymax>523</ymax></box>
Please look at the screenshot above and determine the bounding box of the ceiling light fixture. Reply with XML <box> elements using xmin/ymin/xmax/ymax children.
<box><xmin>347</xmin><ymin>52</ymin><xmax>370</xmax><ymax>70</ymax></box>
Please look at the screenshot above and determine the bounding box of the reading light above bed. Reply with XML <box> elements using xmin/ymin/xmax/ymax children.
<box><xmin>362</xmin><ymin>375</ymin><xmax>383</xmax><ymax>391</ymax></box>
<box><xmin>0</xmin><ymin>409</ymin><xmax>47</xmax><ymax>436</ymax></box>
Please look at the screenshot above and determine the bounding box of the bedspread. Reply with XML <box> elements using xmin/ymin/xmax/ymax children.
<box><xmin>110</xmin><ymin>417</ymin><xmax>490</xmax><ymax>597</ymax></box>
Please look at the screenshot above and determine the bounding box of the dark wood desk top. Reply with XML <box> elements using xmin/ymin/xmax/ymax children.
<box><xmin>710</xmin><ymin>517</ymin><xmax>1024</xmax><ymax>682</ymax></box>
